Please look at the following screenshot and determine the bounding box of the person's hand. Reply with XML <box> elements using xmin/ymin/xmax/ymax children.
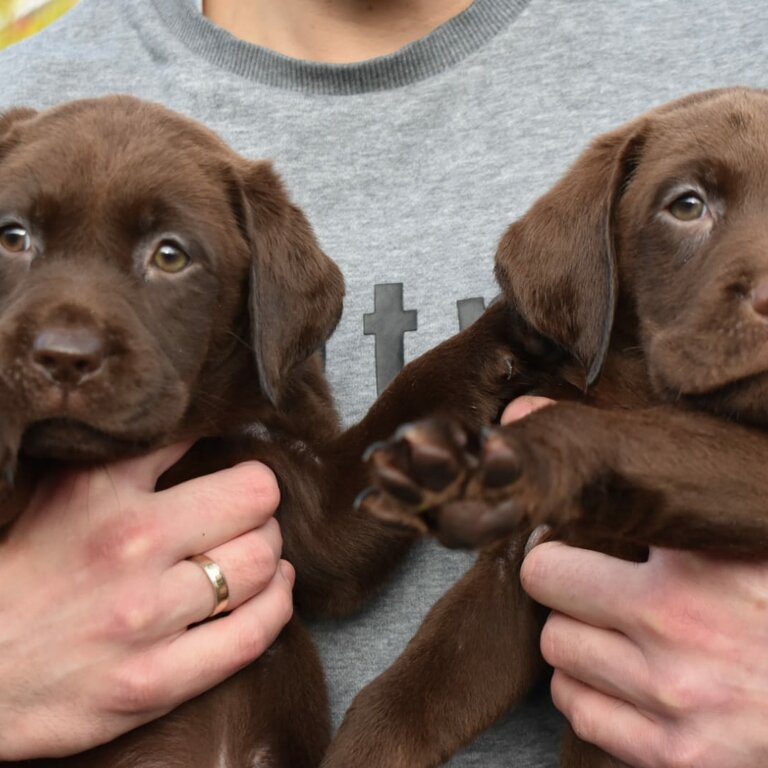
<box><xmin>500</xmin><ymin>394</ymin><xmax>555</xmax><ymax>424</ymax></box>
<box><xmin>505</xmin><ymin>396</ymin><xmax>768</xmax><ymax>767</ymax></box>
<box><xmin>522</xmin><ymin>544</ymin><xmax>768</xmax><ymax>767</ymax></box>
<box><xmin>0</xmin><ymin>444</ymin><xmax>293</xmax><ymax>760</ymax></box>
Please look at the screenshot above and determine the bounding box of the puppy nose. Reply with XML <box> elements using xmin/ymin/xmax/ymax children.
<box><xmin>751</xmin><ymin>281</ymin><xmax>768</xmax><ymax>317</ymax></box>
<box><xmin>32</xmin><ymin>327</ymin><xmax>106</xmax><ymax>385</ymax></box>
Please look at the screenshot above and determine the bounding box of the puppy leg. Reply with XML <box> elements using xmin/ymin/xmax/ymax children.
<box><xmin>367</xmin><ymin>403</ymin><xmax>768</xmax><ymax>556</ymax></box>
<box><xmin>237</xmin><ymin>617</ymin><xmax>331</xmax><ymax>768</ymax></box>
<box><xmin>485</xmin><ymin>403</ymin><xmax>768</xmax><ymax>554</ymax></box>
<box><xmin>274</xmin><ymin>303</ymin><xmax>521</xmax><ymax>618</ymax></box>
<box><xmin>322</xmin><ymin>536</ymin><xmax>546</xmax><ymax>768</ymax></box>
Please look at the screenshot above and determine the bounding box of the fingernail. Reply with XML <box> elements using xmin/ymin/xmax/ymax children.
<box><xmin>279</xmin><ymin>560</ymin><xmax>296</xmax><ymax>587</ymax></box>
<box><xmin>524</xmin><ymin>524</ymin><xmax>552</xmax><ymax>555</ymax></box>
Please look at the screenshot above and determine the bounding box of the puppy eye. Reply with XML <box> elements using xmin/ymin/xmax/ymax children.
<box><xmin>668</xmin><ymin>193</ymin><xmax>707</xmax><ymax>221</ymax></box>
<box><xmin>0</xmin><ymin>223</ymin><xmax>31</xmax><ymax>254</ymax></box>
<box><xmin>150</xmin><ymin>241</ymin><xmax>190</xmax><ymax>273</ymax></box>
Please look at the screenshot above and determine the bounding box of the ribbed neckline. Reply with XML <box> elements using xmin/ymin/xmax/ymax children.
<box><xmin>149</xmin><ymin>0</ymin><xmax>530</xmax><ymax>95</ymax></box>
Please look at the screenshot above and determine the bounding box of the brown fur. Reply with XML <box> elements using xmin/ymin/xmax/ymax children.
<box><xmin>325</xmin><ymin>87</ymin><xmax>768</xmax><ymax>767</ymax></box>
<box><xmin>0</xmin><ymin>96</ymin><xmax>514</xmax><ymax>767</ymax></box>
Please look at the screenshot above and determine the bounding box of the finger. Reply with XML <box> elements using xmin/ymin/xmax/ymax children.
<box><xmin>100</xmin><ymin>441</ymin><xmax>196</xmax><ymax>493</ymax></box>
<box><xmin>521</xmin><ymin>541</ymin><xmax>643</xmax><ymax>631</ymax></box>
<box><xmin>551</xmin><ymin>670</ymin><xmax>664</xmax><ymax>768</ymax></box>
<box><xmin>161</xmin><ymin>518</ymin><xmax>284</xmax><ymax>629</ymax></box>
<box><xmin>29</xmin><ymin>442</ymin><xmax>196</xmax><ymax>518</ymax></box>
<box><xmin>542</xmin><ymin>612</ymin><xmax>654</xmax><ymax>710</ymax></box>
<box><xmin>500</xmin><ymin>395</ymin><xmax>555</xmax><ymax>425</ymax></box>
<box><xmin>145</xmin><ymin>561</ymin><xmax>295</xmax><ymax>707</ymax></box>
<box><xmin>18</xmin><ymin>445</ymin><xmax>189</xmax><ymax>536</ymax></box>
<box><xmin>154</xmin><ymin>461</ymin><xmax>281</xmax><ymax>560</ymax></box>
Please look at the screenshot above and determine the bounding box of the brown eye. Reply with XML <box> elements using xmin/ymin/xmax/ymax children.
<box><xmin>668</xmin><ymin>193</ymin><xmax>707</xmax><ymax>221</ymax></box>
<box><xmin>150</xmin><ymin>242</ymin><xmax>190</xmax><ymax>273</ymax></box>
<box><xmin>0</xmin><ymin>224</ymin><xmax>31</xmax><ymax>253</ymax></box>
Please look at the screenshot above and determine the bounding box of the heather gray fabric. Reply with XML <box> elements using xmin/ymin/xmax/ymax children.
<box><xmin>2</xmin><ymin>1</ymin><xmax>768</xmax><ymax>764</ymax></box>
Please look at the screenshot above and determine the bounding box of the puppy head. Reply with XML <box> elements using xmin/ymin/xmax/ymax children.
<box><xmin>0</xmin><ymin>96</ymin><xmax>343</xmax><ymax>460</ymax></box>
<box><xmin>496</xmin><ymin>87</ymin><xmax>768</xmax><ymax>421</ymax></box>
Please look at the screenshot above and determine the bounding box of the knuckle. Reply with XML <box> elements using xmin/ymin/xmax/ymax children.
<box><xmin>106</xmin><ymin>661</ymin><xmax>159</xmax><ymax>715</ymax></box>
<box><xmin>246</xmin><ymin>531</ymin><xmax>280</xmax><ymax>574</ymax></box>
<box><xmin>539</xmin><ymin>618</ymin><xmax>563</xmax><ymax>665</ymax></box>
<box><xmin>86</xmin><ymin>515</ymin><xmax>159</xmax><ymax>569</ymax></box>
<box><xmin>657</xmin><ymin>733</ymin><xmax>705</xmax><ymax>768</ymax></box>
<box><xmin>276</xmin><ymin>583</ymin><xmax>295</xmax><ymax>624</ymax></box>
<box><xmin>639</xmin><ymin>589</ymin><xmax>707</xmax><ymax>648</ymax></box>
<box><xmin>651</xmin><ymin>668</ymin><xmax>701</xmax><ymax>716</ymax></box>
<box><xmin>233</xmin><ymin>623</ymin><xmax>271</xmax><ymax>663</ymax></box>
<box><xmin>68</xmin><ymin>464</ymin><xmax>111</xmax><ymax>497</ymax></box>
<box><xmin>103</xmin><ymin>592</ymin><xmax>158</xmax><ymax>639</ymax></box>
<box><xmin>567</xmin><ymin>700</ymin><xmax>597</xmax><ymax>743</ymax></box>
<box><xmin>229</xmin><ymin>534</ymin><xmax>280</xmax><ymax>591</ymax></box>
<box><xmin>234</xmin><ymin>588</ymin><xmax>294</xmax><ymax>662</ymax></box>
<box><xmin>637</xmin><ymin>601</ymin><xmax>670</xmax><ymax>641</ymax></box>
<box><xmin>234</xmin><ymin>462</ymin><xmax>280</xmax><ymax>507</ymax></box>
<box><xmin>263</xmin><ymin>515</ymin><xmax>283</xmax><ymax>544</ymax></box>
<box><xmin>279</xmin><ymin>559</ymin><xmax>295</xmax><ymax>587</ymax></box>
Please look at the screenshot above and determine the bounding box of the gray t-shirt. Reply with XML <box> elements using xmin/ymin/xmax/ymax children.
<box><xmin>2</xmin><ymin>1</ymin><xmax>767</xmax><ymax>764</ymax></box>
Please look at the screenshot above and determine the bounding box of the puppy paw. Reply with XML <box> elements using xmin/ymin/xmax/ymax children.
<box><xmin>359</xmin><ymin>415</ymin><xmax>588</xmax><ymax>549</ymax></box>
<box><xmin>441</xmin><ymin>423</ymin><xmax>584</xmax><ymax>545</ymax></box>
<box><xmin>357</xmin><ymin>418</ymin><xmax>476</xmax><ymax>534</ymax></box>
<box><xmin>358</xmin><ymin>417</ymin><xmax>558</xmax><ymax>548</ymax></box>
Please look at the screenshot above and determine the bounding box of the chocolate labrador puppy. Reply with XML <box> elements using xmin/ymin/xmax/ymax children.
<box><xmin>324</xmin><ymin>87</ymin><xmax>768</xmax><ymax>767</ymax></box>
<box><xmin>0</xmin><ymin>96</ymin><xmax>513</xmax><ymax>767</ymax></box>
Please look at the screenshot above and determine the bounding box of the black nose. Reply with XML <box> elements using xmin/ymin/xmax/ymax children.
<box><xmin>32</xmin><ymin>327</ymin><xmax>106</xmax><ymax>386</ymax></box>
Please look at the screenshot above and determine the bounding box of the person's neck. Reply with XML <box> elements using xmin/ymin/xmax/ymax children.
<box><xmin>202</xmin><ymin>0</ymin><xmax>474</xmax><ymax>63</ymax></box>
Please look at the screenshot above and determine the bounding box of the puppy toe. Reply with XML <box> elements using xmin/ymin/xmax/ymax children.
<box><xmin>478</xmin><ymin>428</ymin><xmax>522</xmax><ymax>490</ymax></box>
<box><xmin>394</xmin><ymin>418</ymin><xmax>471</xmax><ymax>487</ymax></box>
<box><xmin>356</xmin><ymin>487</ymin><xmax>429</xmax><ymax>534</ymax></box>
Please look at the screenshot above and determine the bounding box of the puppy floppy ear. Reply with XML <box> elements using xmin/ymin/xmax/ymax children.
<box><xmin>0</xmin><ymin>107</ymin><xmax>38</xmax><ymax>150</ymax></box>
<box><xmin>495</xmin><ymin>86</ymin><xmax>753</xmax><ymax>388</ymax></box>
<box><xmin>241</xmin><ymin>161</ymin><xmax>344</xmax><ymax>404</ymax></box>
<box><xmin>495</xmin><ymin>122</ymin><xmax>646</xmax><ymax>387</ymax></box>
<box><xmin>0</xmin><ymin>107</ymin><xmax>37</xmax><ymax>130</ymax></box>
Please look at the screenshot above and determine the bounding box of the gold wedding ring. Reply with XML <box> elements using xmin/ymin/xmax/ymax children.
<box><xmin>188</xmin><ymin>554</ymin><xmax>230</xmax><ymax>618</ymax></box>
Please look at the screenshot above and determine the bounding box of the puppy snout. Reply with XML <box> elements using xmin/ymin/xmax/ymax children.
<box><xmin>31</xmin><ymin>326</ymin><xmax>106</xmax><ymax>386</ymax></box>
